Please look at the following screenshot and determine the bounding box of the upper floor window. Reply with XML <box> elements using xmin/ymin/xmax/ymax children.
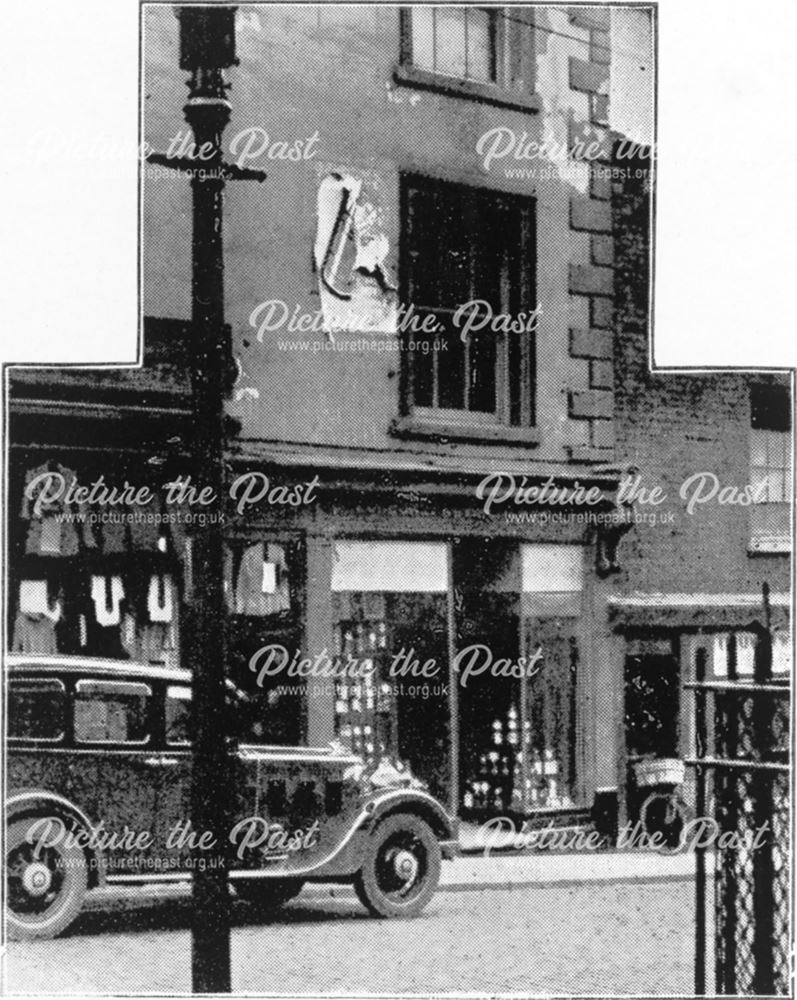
<box><xmin>399</xmin><ymin>174</ymin><xmax>537</xmax><ymax>439</ymax></box>
<box><xmin>397</xmin><ymin>8</ymin><xmax>540</xmax><ymax>115</ymax></box>
<box><xmin>408</xmin><ymin>7</ymin><xmax>497</xmax><ymax>83</ymax></box>
<box><xmin>750</xmin><ymin>384</ymin><xmax>792</xmax><ymax>553</ymax></box>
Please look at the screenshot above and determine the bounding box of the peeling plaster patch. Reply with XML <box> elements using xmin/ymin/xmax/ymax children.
<box><xmin>314</xmin><ymin>169</ymin><xmax>398</xmax><ymax>338</ymax></box>
<box><xmin>232</xmin><ymin>353</ymin><xmax>261</xmax><ymax>416</ymax></box>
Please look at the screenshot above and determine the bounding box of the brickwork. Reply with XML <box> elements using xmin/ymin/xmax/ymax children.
<box><xmin>566</xmin><ymin>13</ymin><xmax>615</xmax><ymax>461</ymax></box>
<box><xmin>612</xmin><ymin>144</ymin><xmax>791</xmax><ymax>598</ymax></box>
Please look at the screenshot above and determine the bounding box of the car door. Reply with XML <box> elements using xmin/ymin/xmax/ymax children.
<box><xmin>155</xmin><ymin>681</ymin><xmax>194</xmax><ymax>868</ymax></box>
<box><xmin>70</xmin><ymin>678</ymin><xmax>160</xmax><ymax>876</ymax></box>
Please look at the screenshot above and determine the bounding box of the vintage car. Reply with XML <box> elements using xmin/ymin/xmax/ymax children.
<box><xmin>5</xmin><ymin>655</ymin><xmax>457</xmax><ymax>940</ymax></box>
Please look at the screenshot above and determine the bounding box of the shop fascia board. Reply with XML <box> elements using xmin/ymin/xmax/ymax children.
<box><xmin>228</xmin><ymin>440</ymin><xmax>624</xmax><ymax>501</ymax></box>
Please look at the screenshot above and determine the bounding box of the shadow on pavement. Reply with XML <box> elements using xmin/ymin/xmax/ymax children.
<box><xmin>57</xmin><ymin>891</ymin><xmax>370</xmax><ymax>939</ymax></box>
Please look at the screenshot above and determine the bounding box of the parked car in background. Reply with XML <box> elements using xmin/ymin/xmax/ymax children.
<box><xmin>5</xmin><ymin>655</ymin><xmax>457</xmax><ymax>940</ymax></box>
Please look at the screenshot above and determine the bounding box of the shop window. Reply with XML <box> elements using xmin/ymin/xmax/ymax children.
<box><xmin>712</xmin><ymin>629</ymin><xmax>792</xmax><ymax>677</ymax></box>
<box><xmin>331</xmin><ymin>540</ymin><xmax>451</xmax><ymax>804</ymax></box>
<box><xmin>224</xmin><ymin>541</ymin><xmax>292</xmax><ymax>617</ymax></box>
<box><xmin>8</xmin><ymin>679</ymin><xmax>66</xmax><ymax>742</ymax></box>
<box><xmin>405</xmin><ymin>7</ymin><xmax>497</xmax><ymax>83</ymax></box>
<box><xmin>10</xmin><ymin>461</ymin><xmax>183</xmax><ymax>667</ymax></box>
<box><xmin>400</xmin><ymin>175</ymin><xmax>536</xmax><ymax>437</ymax></box>
<box><xmin>455</xmin><ymin>542</ymin><xmax>583</xmax><ymax>816</ymax></box>
<box><xmin>75</xmin><ymin>680</ymin><xmax>151</xmax><ymax>744</ymax></box>
<box><xmin>454</xmin><ymin>539</ymin><xmax>522</xmax><ymax>815</ymax></box>
<box><xmin>521</xmin><ymin>546</ymin><xmax>582</xmax><ymax>812</ymax></box>
<box><xmin>224</xmin><ymin>537</ymin><xmax>305</xmax><ymax>747</ymax></box>
<box><xmin>750</xmin><ymin>384</ymin><xmax>792</xmax><ymax>552</ymax></box>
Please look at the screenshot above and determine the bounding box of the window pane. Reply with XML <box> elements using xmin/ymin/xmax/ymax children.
<box><xmin>402</xmin><ymin>175</ymin><xmax>535</xmax><ymax>422</ymax></box>
<box><xmin>332</xmin><ymin>540</ymin><xmax>449</xmax><ymax>592</ymax></box>
<box><xmin>75</xmin><ymin>681</ymin><xmax>151</xmax><ymax>743</ymax></box>
<box><xmin>438</xmin><ymin>322</ymin><xmax>467</xmax><ymax>410</ymax></box>
<box><xmin>523</xmin><ymin>619</ymin><xmax>580</xmax><ymax>807</ymax></box>
<box><xmin>8</xmin><ymin>679</ymin><xmax>65</xmax><ymax>740</ymax></box>
<box><xmin>438</xmin><ymin>189</ymin><xmax>471</xmax><ymax>308</ymax></box>
<box><xmin>750</xmin><ymin>467</ymin><xmax>768</xmax><ymax>502</ymax></box>
<box><xmin>751</xmin><ymin>502</ymin><xmax>790</xmax><ymax>548</ymax></box>
<box><xmin>750</xmin><ymin>384</ymin><xmax>791</xmax><ymax>431</ymax></box>
<box><xmin>332</xmin><ymin>542</ymin><xmax>450</xmax><ymax>801</ymax></box>
<box><xmin>434</xmin><ymin>7</ymin><xmax>467</xmax><ymax>78</ymax></box>
<box><xmin>466</xmin><ymin>8</ymin><xmax>494</xmax><ymax>82</ymax></box>
<box><xmin>166</xmin><ymin>685</ymin><xmax>192</xmax><ymax>745</ymax></box>
<box><xmin>771</xmin><ymin>431</ymin><xmax>789</xmax><ymax>469</ymax></box>
<box><xmin>405</xmin><ymin>185</ymin><xmax>438</xmax><ymax>306</ymax></box>
<box><xmin>468</xmin><ymin>330</ymin><xmax>497</xmax><ymax>413</ymax></box>
<box><xmin>412</xmin><ymin>325</ymin><xmax>436</xmax><ymax>406</ymax></box>
<box><xmin>750</xmin><ymin>429</ymin><xmax>768</xmax><ymax>467</ymax></box>
<box><xmin>226</xmin><ymin>541</ymin><xmax>293</xmax><ymax>617</ymax></box>
<box><xmin>768</xmin><ymin>470</ymin><xmax>785</xmax><ymax>501</ymax></box>
<box><xmin>410</xmin><ymin>7</ymin><xmax>435</xmax><ymax>72</ymax></box>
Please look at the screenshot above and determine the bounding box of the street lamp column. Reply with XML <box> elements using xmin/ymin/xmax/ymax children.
<box><xmin>177</xmin><ymin>6</ymin><xmax>237</xmax><ymax>993</ymax></box>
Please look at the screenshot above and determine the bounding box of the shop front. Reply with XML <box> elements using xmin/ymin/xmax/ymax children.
<box><xmin>223</xmin><ymin>464</ymin><xmax>617</xmax><ymax>828</ymax></box>
<box><xmin>610</xmin><ymin>594</ymin><xmax>793</xmax><ymax>830</ymax></box>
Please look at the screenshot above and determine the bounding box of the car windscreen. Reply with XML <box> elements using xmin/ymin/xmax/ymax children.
<box><xmin>8</xmin><ymin>678</ymin><xmax>66</xmax><ymax>741</ymax></box>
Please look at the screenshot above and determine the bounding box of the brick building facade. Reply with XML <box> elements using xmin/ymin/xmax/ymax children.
<box><xmin>7</xmin><ymin>6</ymin><xmax>791</xmax><ymax>838</ymax></box>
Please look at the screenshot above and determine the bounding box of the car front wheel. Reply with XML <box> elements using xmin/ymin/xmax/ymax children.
<box><xmin>354</xmin><ymin>813</ymin><xmax>441</xmax><ymax>918</ymax></box>
<box><xmin>6</xmin><ymin>816</ymin><xmax>88</xmax><ymax>940</ymax></box>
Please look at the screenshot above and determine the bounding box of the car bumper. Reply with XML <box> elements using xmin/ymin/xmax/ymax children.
<box><xmin>439</xmin><ymin>838</ymin><xmax>460</xmax><ymax>860</ymax></box>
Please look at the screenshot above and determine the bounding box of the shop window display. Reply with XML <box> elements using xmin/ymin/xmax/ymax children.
<box><xmin>331</xmin><ymin>541</ymin><xmax>450</xmax><ymax>803</ymax></box>
<box><xmin>457</xmin><ymin>541</ymin><xmax>583</xmax><ymax>818</ymax></box>
<box><xmin>223</xmin><ymin>537</ymin><xmax>305</xmax><ymax>746</ymax></box>
<box><xmin>10</xmin><ymin>461</ymin><xmax>184</xmax><ymax>667</ymax></box>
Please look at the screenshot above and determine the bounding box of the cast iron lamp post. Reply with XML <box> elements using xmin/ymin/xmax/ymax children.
<box><xmin>147</xmin><ymin>7</ymin><xmax>265</xmax><ymax>992</ymax></box>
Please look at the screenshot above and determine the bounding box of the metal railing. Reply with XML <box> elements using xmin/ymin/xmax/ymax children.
<box><xmin>685</xmin><ymin>613</ymin><xmax>791</xmax><ymax>996</ymax></box>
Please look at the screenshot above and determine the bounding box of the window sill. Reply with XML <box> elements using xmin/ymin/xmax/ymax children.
<box><xmin>748</xmin><ymin>538</ymin><xmax>792</xmax><ymax>555</ymax></box>
<box><xmin>391</xmin><ymin>414</ymin><xmax>540</xmax><ymax>447</ymax></box>
<box><xmin>393</xmin><ymin>64</ymin><xmax>542</xmax><ymax>115</ymax></box>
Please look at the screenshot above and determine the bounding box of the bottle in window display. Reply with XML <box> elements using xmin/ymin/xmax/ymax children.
<box><xmin>507</xmin><ymin>704</ymin><xmax>518</xmax><ymax>745</ymax></box>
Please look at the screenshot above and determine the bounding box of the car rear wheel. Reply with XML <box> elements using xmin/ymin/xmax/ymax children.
<box><xmin>234</xmin><ymin>877</ymin><xmax>305</xmax><ymax>909</ymax></box>
<box><xmin>6</xmin><ymin>816</ymin><xmax>88</xmax><ymax>940</ymax></box>
<box><xmin>354</xmin><ymin>813</ymin><xmax>441</xmax><ymax>918</ymax></box>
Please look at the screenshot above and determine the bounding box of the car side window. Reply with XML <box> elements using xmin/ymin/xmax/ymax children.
<box><xmin>166</xmin><ymin>685</ymin><xmax>192</xmax><ymax>745</ymax></box>
<box><xmin>74</xmin><ymin>680</ymin><xmax>152</xmax><ymax>744</ymax></box>
<box><xmin>8</xmin><ymin>678</ymin><xmax>66</xmax><ymax>741</ymax></box>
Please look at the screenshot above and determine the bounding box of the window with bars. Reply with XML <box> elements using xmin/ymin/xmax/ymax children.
<box><xmin>750</xmin><ymin>384</ymin><xmax>792</xmax><ymax>552</ymax></box>
<box><xmin>400</xmin><ymin>174</ymin><xmax>536</xmax><ymax>434</ymax></box>
<box><xmin>406</xmin><ymin>7</ymin><xmax>498</xmax><ymax>83</ymax></box>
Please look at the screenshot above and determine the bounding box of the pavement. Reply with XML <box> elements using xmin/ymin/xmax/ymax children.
<box><xmin>440</xmin><ymin>847</ymin><xmax>696</xmax><ymax>891</ymax></box>
<box><xmin>64</xmin><ymin>845</ymin><xmax>696</xmax><ymax>914</ymax></box>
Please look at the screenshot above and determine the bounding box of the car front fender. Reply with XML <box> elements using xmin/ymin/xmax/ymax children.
<box><xmin>357</xmin><ymin>788</ymin><xmax>458</xmax><ymax>857</ymax></box>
